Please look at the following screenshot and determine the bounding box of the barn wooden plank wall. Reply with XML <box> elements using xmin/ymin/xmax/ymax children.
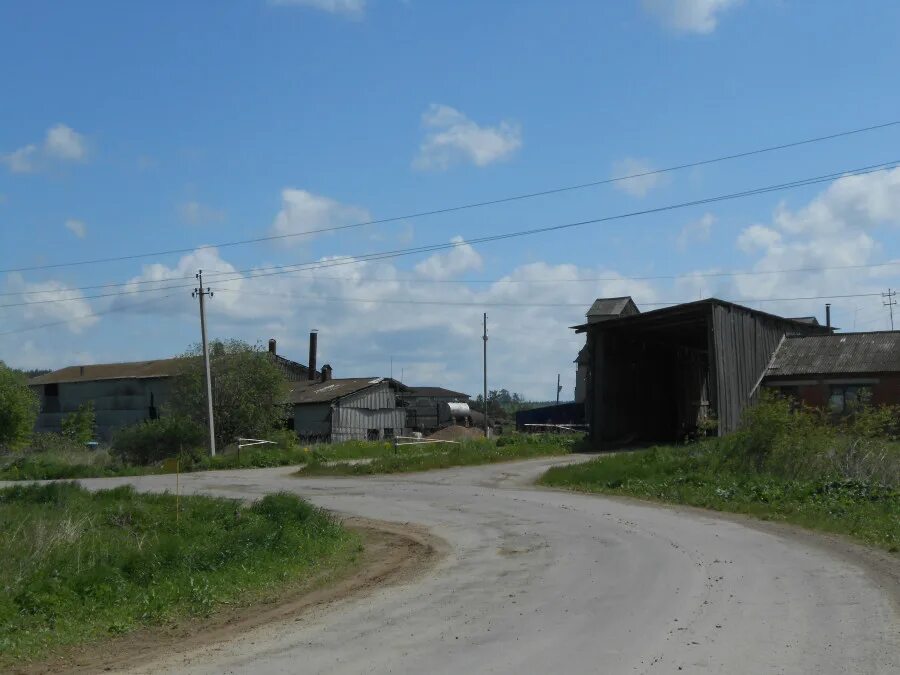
<box><xmin>711</xmin><ymin>304</ymin><xmax>801</xmax><ymax>434</ymax></box>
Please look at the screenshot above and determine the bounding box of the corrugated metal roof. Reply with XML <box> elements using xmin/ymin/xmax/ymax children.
<box><xmin>290</xmin><ymin>378</ymin><xmax>400</xmax><ymax>404</ymax></box>
<box><xmin>28</xmin><ymin>358</ymin><xmax>185</xmax><ymax>385</ymax></box>
<box><xmin>586</xmin><ymin>296</ymin><xmax>636</xmax><ymax>318</ymax></box>
<box><xmin>402</xmin><ymin>386</ymin><xmax>470</xmax><ymax>399</ymax></box>
<box><xmin>767</xmin><ymin>331</ymin><xmax>900</xmax><ymax>376</ymax></box>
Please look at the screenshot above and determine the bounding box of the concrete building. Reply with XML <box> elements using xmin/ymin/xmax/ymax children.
<box><xmin>761</xmin><ymin>331</ymin><xmax>900</xmax><ymax>412</ymax></box>
<box><xmin>28</xmin><ymin>337</ymin><xmax>315</xmax><ymax>440</ymax></box>
<box><xmin>29</xmin><ymin>359</ymin><xmax>183</xmax><ymax>440</ymax></box>
<box><xmin>574</xmin><ymin>298</ymin><xmax>830</xmax><ymax>445</ymax></box>
<box><xmin>290</xmin><ymin>376</ymin><xmax>408</xmax><ymax>442</ymax></box>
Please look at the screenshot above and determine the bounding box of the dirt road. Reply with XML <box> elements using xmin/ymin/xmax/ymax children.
<box><xmin>75</xmin><ymin>456</ymin><xmax>898</xmax><ymax>674</ymax></box>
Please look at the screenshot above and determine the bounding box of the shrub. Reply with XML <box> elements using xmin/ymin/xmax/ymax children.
<box><xmin>112</xmin><ymin>416</ymin><xmax>206</xmax><ymax>465</ymax></box>
<box><xmin>0</xmin><ymin>363</ymin><xmax>40</xmax><ymax>452</ymax></box>
<box><xmin>61</xmin><ymin>402</ymin><xmax>96</xmax><ymax>444</ymax></box>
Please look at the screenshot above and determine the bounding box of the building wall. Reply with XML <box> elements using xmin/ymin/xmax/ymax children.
<box><xmin>293</xmin><ymin>382</ymin><xmax>407</xmax><ymax>442</ymax></box>
<box><xmin>764</xmin><ymin>373</ymin><xmax>900</xmax><ymax>409</ymax></box>
<box><xmin>399</xmin><ymin>393</ymin><xmax>468</xmax><ymax>433</ymax></box>
<box><xmin>31</xmin><ymin>377</ymin><xmax>172</xmax><ymax>440</ymax></box>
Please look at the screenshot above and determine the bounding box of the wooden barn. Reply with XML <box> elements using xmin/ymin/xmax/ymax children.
<box><xmin>574</xmin><ymin>298</ymin><xmax>829</xmax><ymax>445</ymax></box>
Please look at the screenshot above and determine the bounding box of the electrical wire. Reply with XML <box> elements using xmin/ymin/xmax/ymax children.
<box><xmin>0</xmin><ymin>294</ymin><xmax>175</xmax><ymax>336</ymax></box>
<box><xmin>2</xmin><ymin>159</ymin><xmax>898</xmax><ymax>309</ymax></box>
<box><xmin>2</xmin><ymin>120</ymin><xmax>899</xmax><ymax>274</ymax></box>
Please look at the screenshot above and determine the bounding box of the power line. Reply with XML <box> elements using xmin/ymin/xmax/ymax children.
<box><xmin>3</xmin><ymin>120</ymin><xmax>899</xmax><ymax>274</ymax></box>
<box><xmin>2</xmin><ymin>159</ymin><xmax>899</xmax><ymax>310</ymax></box>
<box><xmin>0</xmin><ymin>294</ymin><xmax>175</xmax><ymax>336</ymax></box>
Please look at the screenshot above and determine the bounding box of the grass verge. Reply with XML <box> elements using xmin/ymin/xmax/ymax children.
<box><xmin>539</xmin><ymin>441</ymin><xmax>900</xmax><ymax>552</ymax></box>
<box><xmin>296</xmin><ymin>435</ymin><xmax>574</xmax><ymax>476</ymax></box>
<box><xmin>0</xmin><ymin>483</ymin><xmax>360</xmax><ymax>666</ymax></box>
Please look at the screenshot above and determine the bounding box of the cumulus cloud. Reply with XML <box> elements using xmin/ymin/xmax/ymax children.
<box><xmin>611</xmin><ymin>157</ymin><xmax>667</xmax><ymax>197</ymax></box>
<box><xmin>413</xmin><ymin>104</ymin><xmax>522</xmax><ymax>170</ymax></box>
<box><xmin>414</xmin><ymin>236</ymin><xmax>483</xmax><ymax>280</ymax></box>
<box><xmin>641</xmin><ymin>0</ymin><xmax>742</xmax><ymax>34</ymax></box>
<box><xmin>270</xmin><ymin>189</ymin><xmax>370</xmax><ymax>245</ymax></box>
<box><xmin>64</xmin><ymin>219</ymin><xmax>87</xmax><ymax>239</ymax></box>
<box><xmin>2</xmin><ymin>273</ymin><xmax>98</xmax><ymax>334</ymax></box>
<box><xmin>728</xmin><ymin>167</ymin><xmax>900</xmax><ymax>320</ymax></box>
<box><xmin>269</xmin><ymin>0</ymin><xmax>365</xmax><ymax>18</ymax></box>
<box><xmin>2</xmin><ymin>124</ymin><xmax>89</xmax><ymax>173</ymax></box>
<box><xmin>676</xmin><ymin>213</ymin><xmax>715</xmax><ymax>251</ymax></box>
<box><xmin>179</xmin><ymin>201</ymin><xmax>226</xmax><ymax>225</ymax></box>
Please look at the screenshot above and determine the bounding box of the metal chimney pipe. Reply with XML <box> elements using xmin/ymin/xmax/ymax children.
<box><xmin>825</xmin><ymin>304</ymin><xmax>831</xmax><ymax>329</ymax></box>
<box><xmin>308</xmin><ymin>330</ymin><xmax>318</xmax><ymax>380</ymax></box>
<box><xmin>268</xmin><ymin>338</ymin><xmax>276</xmax><ymax>355</ymax></box>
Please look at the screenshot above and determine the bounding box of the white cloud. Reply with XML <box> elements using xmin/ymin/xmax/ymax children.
<box><xmin>641</xmin><ymin>0</ymin><xmax>742</xmax><ymax>34</ymax></box>
<box><xmin>676</xmin><ymin>212</ymin><xmax>715</xmax><ymax>251</ymax></box>
<box><xmin>270</xmin><ymin>189</ymin><xmax>371</xmax><ymax>245</ymax></box>
<box><xmin>2</xmin><ymin>273</ymin><xmax>98</xmax><ymax>334</ymax></box>
<box><xmin>269</xmin><ymin>0</ymin><xmax>365</xmax><ymax>18</ymax></box>
<box><xmin>611</xmin><ymin>157</ymin><xmax>667</xmax><ymax>197</ymax></box>
<box><xmin>2</xmin><ymin>124</ymin><xmax>89</xmax><ymax>173</ymax></box>
<box><xmin>64</xmin><ymin>219</ymin><xmax>87</xmax><ymax>239</ymax></box>
<box><xmin>414</xmin><ymin>236</ymin><xmax>483</xmax><ymax>280</ymax></box>
<box><xmin>44</xmin><ymin>124</ymin><xmax>87</xmax><ymax>161</ymax></box>
<box><xmin>413</xmin><ymin>104</ymin><xmax>522</xmax><ymax>170</ymax></box>
<box><xmin>728</xmin><ymin>167</ymin><xmax>900</xmax><ymax>319</ymax></box>
<box><xmin>179</xmin><ymin>201</ymin><xmax>226</xmax><ymax>225</ymax></box>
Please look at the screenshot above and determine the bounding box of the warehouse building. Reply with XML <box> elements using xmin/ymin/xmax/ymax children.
<box><xmin>574</xmin><ymin>298</ymin><xmax>830</xmax><ymax>445</ymax></box>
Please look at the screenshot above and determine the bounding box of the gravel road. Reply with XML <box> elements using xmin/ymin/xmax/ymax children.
<box><xmin>75</xmin><ymin>456</ymin><xmax>898</xmax><ymax>674</ymax></box>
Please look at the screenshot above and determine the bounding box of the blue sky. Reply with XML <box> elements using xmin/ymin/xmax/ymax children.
<box><xmin>2</xmin><ymin>0</ymin><xmax>900</xmax><ymax>399</ymax></box>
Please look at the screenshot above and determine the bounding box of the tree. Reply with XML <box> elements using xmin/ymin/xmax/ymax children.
<box><xmin>0</xmin><ymin>361</ymin><xmax>40</xmax><ymax>451</ymax></box>
<box><xmin>168</xmin><ymin>339</ymin><xmax>290</xmax><ymax>450</ymax></box>
<box><xmin>61</xmin><ymin>402</ymin><xmax>96</xmax><ymax>443</ymax></box>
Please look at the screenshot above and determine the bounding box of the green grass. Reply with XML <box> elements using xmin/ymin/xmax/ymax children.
<box><xmin>296</xmin><ymin>434</ymin><xmax>575</xmax><ymax>476</ymax></box>
<box><xmin>539</xmin><ymin>441</ymin><xmax>900</xmax><ymax>552</ymax></box>
<box><xmin>0</xmin><ymin>483</ymin><xmax>359</xmax><ymax>665</ymax></box>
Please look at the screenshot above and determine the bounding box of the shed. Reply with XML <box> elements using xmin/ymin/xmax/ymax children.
<box><xmin>762</xmin><ymin>331</ymin><xmax>900</xmax><ymax>412</ymax></box>
<box><xmin>398</xmin><ymin>386</ymin><xmax>470</xmax><ymax>433</ymax></box>
<box><xmin>290</xmin><ymin>377</ymin><xmax>409</xmax><ymax>442</ymax></box>
<box><xmin>574</xmin><ymin>298</ymin><xmax>829</xmax><ymax>444</ymax></box>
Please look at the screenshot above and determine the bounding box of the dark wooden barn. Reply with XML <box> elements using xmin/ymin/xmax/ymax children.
<box><xmin>574</xmin><ymin>299</ymin><xmax>829</xmax><ymax>445</ymax></box>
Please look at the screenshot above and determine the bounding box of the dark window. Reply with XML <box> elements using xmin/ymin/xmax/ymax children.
<box><xmin>44</xmin><ymin>383</ymin><xmax>59</xmax><ymax>396</ymax></box>
<box><xmin>383</xmin><ymin>428</ymin><xmax>394</xmax><ymax>439</ymax></box>
<box><xmin>828</xmin><ymin>385</ymin><xmax>872</xmax><ymax>414</ymax></box>
<box><xmin>367</xmin><ymin>429</ymin><xmax>379</xmax><ymax>441</ymax></box>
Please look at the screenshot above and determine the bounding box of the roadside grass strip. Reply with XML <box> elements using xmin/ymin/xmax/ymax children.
<box><xmin>296</xmin><ymin>435</ymin><xmax>574</xmax><ymax>476</ymax></box>
<box><xmin>0</xmin><ymin>483</ymin><xmax>359</xmax><ymax>665</ymax></box>
<box><xmin>539</xmin><ymin>441</ymin><xmax>900</xmax><ymax>552</ymax></box>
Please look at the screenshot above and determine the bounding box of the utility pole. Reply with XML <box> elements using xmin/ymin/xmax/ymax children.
<box><xmin>193</xmin><ymin>270</ymin><xmax>216</xmax><ymax>457</ymax></box>
<box><xmin>482</xmin><ymin>312</ymin><xmax>489</xmax><ymax>436</ymax></box>
<box><xmin>884</xmin><ymin>288</ymin><xmax>897</xmax><ymax>330</ymax></box>
<box><xmin>556</xmin><ymin>373</ymin><xmax>561</xmax><ymax>405</ymax></box>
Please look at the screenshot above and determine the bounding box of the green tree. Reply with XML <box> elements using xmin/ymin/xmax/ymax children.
<box><xmin>169</xmin><ymin>339</ymin><xmax>290</xmax><ymax>450</ymax></box>
<box><xmin>61</xmin><ymin>402</ymin><xmax>96</xmax><ymax>443</ymax></box>
<box><xmin>0</xmin><ymin>362</ymin><xmax>40</xmax><ymax>451</ymax></box>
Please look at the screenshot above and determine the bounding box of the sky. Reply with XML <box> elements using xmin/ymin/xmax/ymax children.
<box><xmin>2</xmin><ymin>0</ymin><xmax>900</xmax><ymax>400</ymax></box>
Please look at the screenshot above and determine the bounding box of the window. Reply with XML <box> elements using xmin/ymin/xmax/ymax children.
<box><xmin>44</xmin><ymin>383</ymin><xmax>59</xmax><ymax>396</ymax></box>
<box><xmin>367</xmin><ymin>429</ymin><xmax>379</xmax><ymax>441</ymax></box>
<box><xmin>383</xmin><ymin>428</ymin><xmax>394</xmax><ymax>439</ymax></box>
<box><xmin>828</xmin><ymin>385</ymin><xmax>872</xmax><ymax>414</ymax></box>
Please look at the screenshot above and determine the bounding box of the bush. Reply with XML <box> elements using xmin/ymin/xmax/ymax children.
<box><xmin>112</xmin><ymin>416</ymin><xmax>206</xmax><ymax>465</ymax></box>
<box><xmin>0</xmin><ymin>363</ymin><xmax>40</xmax><ymax>452</ymax></box>
<box><xmin>61</xmin><ymin>402</ymin><xmax>96</xmax><ymax>444</ymax></box>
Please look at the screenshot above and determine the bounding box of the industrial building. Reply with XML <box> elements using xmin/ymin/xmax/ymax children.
<box><xmin>290</xmin><ymin>375</ymin><xmax>409</xmax><ymax>442</ymax></box>
<box><xmin>399</xmin><ymin>386</ymin><xmax>471</xmax><ymax>434</ymax></box>
<box><xmin>574</xmin><ymin>297</ymin><xmax>830</xmax><ymax>445</ymax></box>
<box><xmin>761</xmin><ymin>331</ymin><xmax>900</xmax><ymax>412</ymax></box>
<box><xmin>28</xmin><ymin>337</ymin><xmax>314</xmax><ymax>440</ymax></box>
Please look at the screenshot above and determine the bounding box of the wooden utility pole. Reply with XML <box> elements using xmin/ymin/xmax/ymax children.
<box><xmin>193</xmin><ymin>270</ymin><xmax>216</xmax><ymax>456</ymax></box>
<box><xmin>884</xmin><ymin>288</ymin><xmax>897</xmax><ymax>330</ymax></box>
<box><xmin>556</xmin><ymin>373</ymin><xmax>561</xmax><ymax>405</ymax></box>
<box><xmin>482</xmin><ymin>312</ymin><xmax>489</xmax><ymax>436</ymax></box>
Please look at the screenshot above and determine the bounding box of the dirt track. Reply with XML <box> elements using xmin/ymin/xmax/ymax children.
<box><xmin>45</xmin><ymin>457</ymin><xmax>900</xmax><ymax>673</ymax></box>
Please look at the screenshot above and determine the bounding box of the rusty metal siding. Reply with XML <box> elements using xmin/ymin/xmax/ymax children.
<box><xmin>711</xmin><ymin>304</ymin><xmax>799</xmax><ymax>434</ymax></box>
